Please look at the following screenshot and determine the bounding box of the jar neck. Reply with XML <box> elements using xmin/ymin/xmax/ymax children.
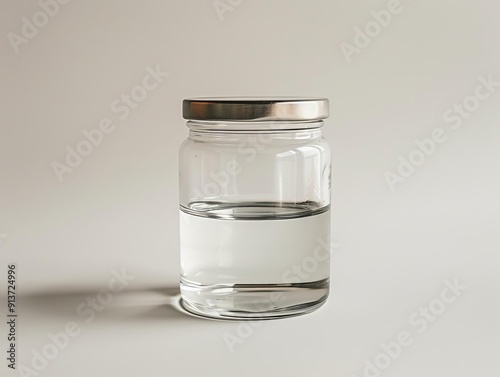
<box><xmin>186</xmin><ymin>120</ymin><xmax>324</xmax><ymax>132</ymax></box>
<box><xmin>186</xmin><ymin>120</ymin><xmax>323</xmax><ymax>142</ymax></box>
<box><xmin>188</xmin><ymin>128</ymin><xmax>322</xmax><ymax>143</ymax></box>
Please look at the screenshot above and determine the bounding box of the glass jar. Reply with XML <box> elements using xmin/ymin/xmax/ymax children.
<box><xmin>179</xmin><ymin>98</ymin><xmax>331</xmax><ymax>319</ymax></box>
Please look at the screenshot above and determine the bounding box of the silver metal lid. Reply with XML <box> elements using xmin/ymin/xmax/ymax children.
<box><xmin>183</xmin><ymin>97</ymin><xmax>329</xmax><ymax>121</ymax></box>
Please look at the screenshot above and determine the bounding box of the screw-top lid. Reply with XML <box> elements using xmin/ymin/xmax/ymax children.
<box><xmin>183</xmin><ymin>97</ymin><xmax>329</xmax><ymax>121</ymax></box>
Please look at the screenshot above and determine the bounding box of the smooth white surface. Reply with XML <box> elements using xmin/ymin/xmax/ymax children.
<box><xmin>0</xmin><ymin>1</ymin><xmax>499</xmax><ymax>376</ymax></box>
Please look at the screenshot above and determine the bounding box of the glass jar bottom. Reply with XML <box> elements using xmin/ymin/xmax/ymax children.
<box><xmin>180</xmin><ymin>277</ymin><xmax>329</xmax><ymax>320</ymax></box>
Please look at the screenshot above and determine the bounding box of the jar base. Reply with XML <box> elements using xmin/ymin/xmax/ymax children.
<box><xmin>180</xmin><ymin>277</ymin><xmax>329</xmax><ymax>320</ymax></box>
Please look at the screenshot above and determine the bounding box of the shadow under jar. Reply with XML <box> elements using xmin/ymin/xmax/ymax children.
<box><xmin>179</xmin><ymin>98</ymin><xmax>332</xmax><ymax>320</ymax></box>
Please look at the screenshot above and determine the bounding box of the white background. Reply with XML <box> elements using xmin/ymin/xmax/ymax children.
<box><xmin>1</xmin><ymin>1</ymin><xmax>499</xmax><ymax>376</ymax></box>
